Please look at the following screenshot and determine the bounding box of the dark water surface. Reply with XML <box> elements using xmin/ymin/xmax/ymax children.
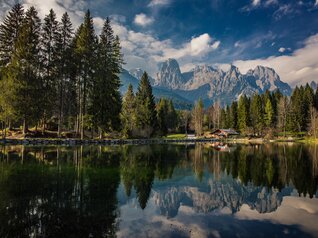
<box><xmin>0</xmin><ymin>143</ymin><xmax>317</xmax><ymax>238</ymax></box>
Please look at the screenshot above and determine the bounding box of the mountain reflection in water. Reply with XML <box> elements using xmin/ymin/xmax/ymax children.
<box><xmin>0</xmin><ymin>143</ymin><xmax>317</xmax><ymax>237</ymax></box>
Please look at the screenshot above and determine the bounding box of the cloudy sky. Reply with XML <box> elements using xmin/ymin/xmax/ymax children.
<box><xmin>1</xmin><ymin>0</ymin><xmax>318</xmax><ymax>86</ymax></box>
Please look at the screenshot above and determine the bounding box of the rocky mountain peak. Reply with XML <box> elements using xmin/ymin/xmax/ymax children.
<box><xmin>310</xmin><ymin>81</ymin><xmax>318</xmax><ymax>90</ymax></box>
<box><xmin>129</xmin><ymin>68</ymin><xmax>144</xmax><ymax>80</ymax></box>
<box><xmin>124</xmin><ymin>59</ymin><xmax>292</xmax><ymax>107</ymax></box>
<box><xmin>246</xmin><ymin>65</ymin><xmax>291</xmax><ymax>94</ymax></box>
<box><xmin>154</xmin><ymin>58</ymin><xmax>185</xmax><ymax>89</ymax></box>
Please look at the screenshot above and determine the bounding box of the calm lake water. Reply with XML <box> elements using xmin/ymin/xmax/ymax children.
<box><xmin>0</xmin><ymin>143</ymin><xmax>317</xmax><ymax>238</ymax></box>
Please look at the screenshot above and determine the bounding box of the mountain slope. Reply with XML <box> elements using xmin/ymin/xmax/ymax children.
<box><xmin>154</xmin><ymin>59</ymin><xmax>292</xmax><ymax>105</ymax></box>
<box><xmin>120</xmin><ymin>69</ymin><xmax>192</xmax><ymax>109</ymax></box>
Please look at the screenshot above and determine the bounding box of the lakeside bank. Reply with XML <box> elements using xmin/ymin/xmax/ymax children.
<box><xmin>0</xmin><ymin>138</ymin><xmax>220</xmax><ymax>146</ymax></box>
<box><xmin>0</xmin><ymin>136</ymin><xmax>315</xmax><ymax>146</ymax></box>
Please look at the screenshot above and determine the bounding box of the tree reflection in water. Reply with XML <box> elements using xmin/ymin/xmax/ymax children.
<box><xmin>0</xmin><ymin>143</ymin><xmax>317</xmax><ymax>237</ymax></box>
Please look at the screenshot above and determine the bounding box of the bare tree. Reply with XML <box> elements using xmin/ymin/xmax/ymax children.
<box><xmin>192</xmin><ymin>99</ymin><xmax>204</xmax><ymax>136</ymax></box>
<box><xmin>212</xmin><ymin>101</ymin><xmax>221</xmax><ymax>129</ymax></box>
<box><xmin>277</xmin><ymin>96</ymin><xmax>289</xmax><ymax>137</ymax></box>
<box><xmin>308</xmin><ymin>106</ymin><xmax>318</xmax><ymax>138</ymax></box>
<box><xmin>180</xmin><ymin>110</ymin><xmax>191</xmax><ymax>135</ymax></box>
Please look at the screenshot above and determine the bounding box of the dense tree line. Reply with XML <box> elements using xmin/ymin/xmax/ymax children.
<box><xmin>204</xmin><ymin>84</ymin><xmax>318</xmax><ymax>137</ymax></box>
<box><xmin>0</xmin><ymin>4</ymin><xmax>122</xmax><ymax>138</ymax></box>
<box><xmin>121</xmin><ymin>72</ymin><xmax>180</xmax><ymax>138</ymax></box>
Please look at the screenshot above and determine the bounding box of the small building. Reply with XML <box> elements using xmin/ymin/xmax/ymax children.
<box><xmin>211</xmin><ymin>129</ymin><xmax>239</xmax><ymax>138</ymax></box>
<box><xmin>187</xmin><ymin>134</ymin><xmax>196</xmax><ymax>139</ymax></box>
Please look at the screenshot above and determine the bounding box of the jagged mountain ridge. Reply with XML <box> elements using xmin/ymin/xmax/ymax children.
<box><xmin>120</xmin><ymin>58</ymin><xmax>292</xmax><ymax>107</ymax></box>
<box><xmin>119</xmin><ymin>69</ymin><xmax>192</xmax><ymax>110</ymax></box>
<box><xmin>153</xmin><ymin>59</ymin><xmax>292</xmax><ymax>105</ymax></box>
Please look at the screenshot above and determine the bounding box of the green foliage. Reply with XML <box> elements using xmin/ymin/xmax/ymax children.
<box><xmin>0</xmin><ymin>3</ymin><xmax>24</xmax><ymax>65</ymax></box>
<box><xmin>238</xmin><ymin>95</ymin><xmax>250</xmax><ymax>133</ymax></box>
<box><xmin>264</xmin><ymin>98</ymin><xmax>274</xmax><ymax>127</ymax></box>
<box><xmin>2</xmin><ymin>6</ymin><xmax>43</xmax><ymax>132</ymax></box>
<box><xmin>120</xmin><ymin>84</ymin><xmax>136</xmax><ymax>138</ymax></box>
<box><xmin>156</xmin><ymin>98</ymin><xmax>178</xmax><ymax>136</ymax></box>
<box><xmin>135</xmin><ymin>72</ymin><xmax>157</xmax><ymax>137</ymax></box>
<box><xmin>90</xmin><ymin>18</ymin><xmax>123</xmax><ymax>135</ymax></box>
<box><xmin>250</xmin><ymin>94</ymin><xmax>264</xmax><ymax>134</ymax></box>
<box><xmin>0</xmin><ymin>5</ymin><xmax>124</xmax><ymax>138</ymax></box>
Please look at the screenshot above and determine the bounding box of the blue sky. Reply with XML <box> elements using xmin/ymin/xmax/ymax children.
<box><xmin>1</xmin><ymin>0</ymin><xmax>318</xmax><ymax>85</ymax></box>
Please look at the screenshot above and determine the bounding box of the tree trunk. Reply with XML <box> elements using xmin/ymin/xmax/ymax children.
<box><xmin>75</xmin><ymin>115</ymin><xmax>78</xmax><ymax>135</ymax></box>
<box><xmin>23</xmin><ymin>118</ymin><xmax>27</xmax><ymax>136</ymax></box>
<box><xmin>81</xmin><ymin>113</ymin><xmax>84</xmax><ymax>140</ymax></box>
<box><xmin>8</xmin><ymin>120</ymin><xmax>12</xmax><ymax>130</ymax></box>
<box><xmin>3</xmin><ymin>120</ymin><xmax>6</xmax><ymax>139</ymax></box>
<box><xmin>42</xmin><ymin>118</ymin><xmax>45</xmax><ymax>135</ymax></box>
<box><xmin>58</xmin><ymin>116</ymin><xmax>62</xmax><ymax>138</ymax></box>
<box><xmin>99</xmin><ymin>128</ymin><xmax>103</xmax><ymax>139</ymax></box>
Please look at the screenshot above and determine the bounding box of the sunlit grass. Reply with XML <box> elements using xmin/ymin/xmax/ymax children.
<box><xmin>164</xmin><ymin>134</ymin><xmax>187</xmax><ymax>139</ymax></box>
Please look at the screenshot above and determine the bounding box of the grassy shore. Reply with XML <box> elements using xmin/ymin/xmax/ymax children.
<box><xmin>2</xmin><ymin>129</ymin><xmax>318</xmax><ymax>145</ymax></box>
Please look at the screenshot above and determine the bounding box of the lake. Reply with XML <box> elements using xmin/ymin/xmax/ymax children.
<box><xmin>0</xmin><ymin>143</ymin><xmax>317</xmax><ymax>238</ymax></box>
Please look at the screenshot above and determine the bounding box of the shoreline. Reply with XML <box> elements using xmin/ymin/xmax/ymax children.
<box><xmin>0</xmin><ymin>137</ymin><xmax>313</xmax><ymax>146</ymax></box>
<box><xmin>0</xmin><ymin>138</ymin><xmax>221</xmax><ymax>146</ymax></box>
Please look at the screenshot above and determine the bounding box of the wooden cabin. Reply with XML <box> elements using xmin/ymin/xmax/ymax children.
<box><xmin>211</xmin><ymin>129</ymin><xmax>239</xmax><ymax>138</ymax></box>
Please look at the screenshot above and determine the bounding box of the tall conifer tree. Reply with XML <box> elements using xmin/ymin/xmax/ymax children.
<box><xmin>136</xmin><ymin>72</ymin><xmax>157</xmax><ymax>137</ymax></box>
<box><xmin>0</xmin><ymin>4</ymin><xmax>25</xmax><ymax>66</ymax></box>
<box><xmin>74</xmin><ymin>10</ymin><xmax>97</xmax><ymax>139</ymax></box>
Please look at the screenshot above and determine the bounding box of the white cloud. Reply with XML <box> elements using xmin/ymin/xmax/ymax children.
<box><xmin>235</xmin><ymin>41</ymin><xmax>241</xmax><ymax>48</ymax></box>
<box><xmin>190</xmin><ymin>34</ymin><xmax>219</xmax><ymax>56</ymax></box>
<box><xmin>20</xmin><ymin>0</ymin><xmax>88</xmax><ymax>27</ymax></box>
<box><xmin>316</xmin><ymin>0</ymin><xmax>318</xmax><ymax>6</ymax></box>
<box><xmin>278</xmin><ymin>47</ymin><xmax>286</xmax><ymax>53</ymax></box>
<box><xmin>234</xmin><ymin>33</ymin><xmax>318</xmax><ymax>86</ymax></box>
<box><xmin>112</xmin><ymin>17</ymin><xmax>221</xmax><ymax>75</ymax></box>
<box><xmin>110</xmin><ymin>14</ymin><xmax>126</xmax><ymax>24</ymax></box>
<box><xmin>148</xmin><ymin>0</ymin><xmax>171</xmax><ymax>7</ymax></box>
<box><xmin>252</xmin><ymin>0</ymin><xmax>261</xmax><ymax>7</ymax></box>
<box><xmin>264</xmin><ymin>0</ymin><xmax>278</xmax><ymax>7</ymax></box>
<box><xmin>0</xmin><ymin>0</ymin><xmax>16</xmax><ymax>21</ymax></box>
<box><xmin>134</xmin><ymin>13</ymin><xmax>154</xmax><ymax>27</ymax></box>
<box><xmin>241</xmin><ymin>0</ymin><xmax>262</xmax><ymax>11</ymax></box>
<box><xmin>273</xmin><ymin>4</ymin><xmax>294</xmax><ymax>20</ymax></box>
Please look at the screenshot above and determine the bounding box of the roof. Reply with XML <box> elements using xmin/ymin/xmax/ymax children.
<box><xmin>211</xmin><ymin>129</ymin><xmax>239</xmax><ymax>135</ymax></box>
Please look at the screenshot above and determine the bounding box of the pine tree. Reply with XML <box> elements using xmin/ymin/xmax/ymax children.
<box><xmin>264</xmin><ymin>98</ymin><xmax>274</xmax><ymax>127</ymax></box>
<box><xmin>135</xmin><ymin>72</ymin><xmax>157</xmax><ymax>138</ymax></box>
<box><xmin>74</xmin><ymin>10</ymin><xmax>97</xmax><ymax>139</ymax></box>
<box><xmin>40</xmin><ymin>9</ymin><xmax>61</xmax><ymax>132</ymax></box>
<box><xmin>220</xmin><ymin>108</ymin><xmax>227</xmax><ymax>129</ymax></box>
<box><xmin>166</xmin><ymin>99</ymin><xmax>177</xmax><ymax>131</ymax></box>
<box><xmin>120</xmin><ymin>84</ymin><xmax>136</xmax><ymax>138</ymax></box>
<box><xmin>289</xmin><ymin>86</ymin><xmax>306</xmax><ymax>132</ymax></box>
<box><xmin>238</xmin><ymin>96</ymin><xmax>249</xmax><ymax>133</ymax></box>
<box><xmin>0</xmin><ymin>4</ymin><xmax>25</xmax><ymax>66</ymax></box>
<box><xmin>56</xmin><ymin>12</ymin><xmax>74</xmax><ymax>136</ymax></box>
<box><xmin>4</xmin><ymin>6</ymin><xmax>42</xmax><ymax>135</ymax></box>
<box><xmin>91</xmin><ymin>18</ymin><xmax>123</xmax><ymax>137</ymax></box>
<box><xmin>250</xmin><ymin>94</ymin><xmax>264</xmax><ymax>135</ymax></box>
<box><xmin>229</xmin><ymin>101</ymin><xmax>238</xmax><ymax>129</ymax></box>
<box><xmin>157</xmin><ymin>98</ymin><xmax>169</xmax><ymax>136</ymax></box>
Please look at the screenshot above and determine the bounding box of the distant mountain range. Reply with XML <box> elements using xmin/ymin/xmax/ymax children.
<box><xmin>120</xmin><ymin>58</ymin><xmax>293</xmax><ymax>108</ymax></box>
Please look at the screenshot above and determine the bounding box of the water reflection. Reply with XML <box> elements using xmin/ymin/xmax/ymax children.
<box><xmin>0</xmin><ymin>143</ymin><xmax>317</xmax><ymax>237</ymax></box>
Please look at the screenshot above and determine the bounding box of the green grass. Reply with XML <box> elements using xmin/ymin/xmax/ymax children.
<box><xmin>163</xmin><ymin>134</ymin><xmax>187</xmax><ymax>139</ymax></box>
